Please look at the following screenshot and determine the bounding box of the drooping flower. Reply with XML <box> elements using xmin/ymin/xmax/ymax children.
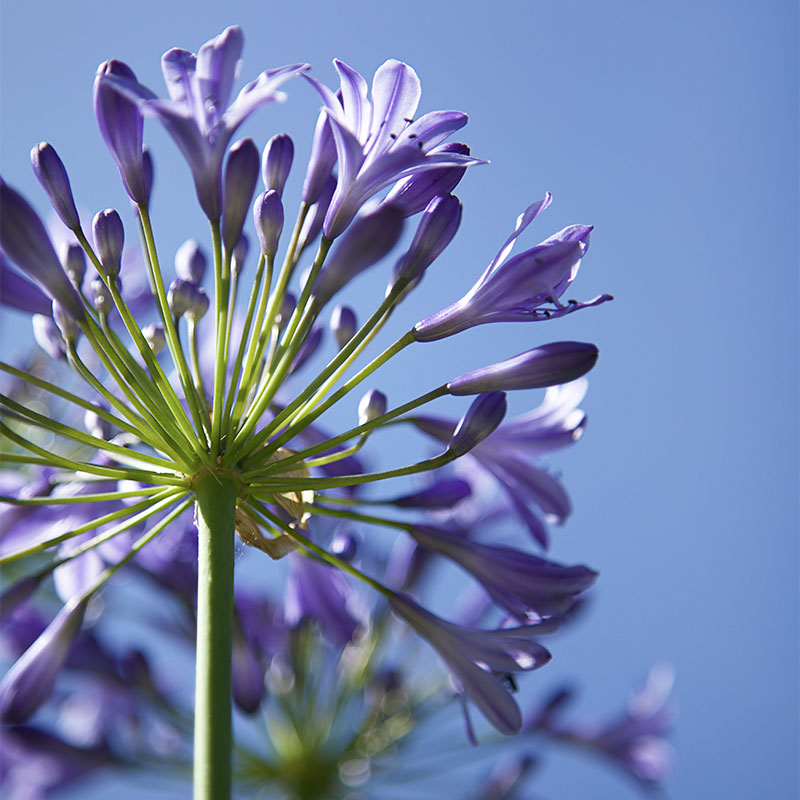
<box><xmin>389</xmin><ymin>592</ymin><xmax>553</xmax><ymax>735</ymax></box>
<box><xmin>414</xmin><ymin>195</ymin><xmax>612</xmax><ymax>341</ymax></box>
<box><xmin>304</xmin><ymin>59</ymin><xmax>483</xmax><ymax>238</ymax></box>
<box><xmin>98</xmin><ymin>26</ymin><xmax>307</xmax><ymax>219</ymax></box>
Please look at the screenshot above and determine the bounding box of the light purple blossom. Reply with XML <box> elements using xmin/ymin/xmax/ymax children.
<box><xmin>304</xmin><ymin>59</ymin><xmax>482</xmax><ymax>238</ymax></box>
<box><xmin>99</xmin><ymin>26</ymin><xmax>307</xmax><ymax>219</ymax></box>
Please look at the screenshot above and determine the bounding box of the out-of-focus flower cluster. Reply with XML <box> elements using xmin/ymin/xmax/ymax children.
<box><xmin>0</xmin><ymin>24</ymin><xmax>668</xmax><ymax>799</ymax></box>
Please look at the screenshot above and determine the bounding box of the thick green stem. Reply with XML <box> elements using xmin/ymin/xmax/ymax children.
<box><xmin>193</xmin><ymin>472</ymin><xmax>238</xmax><ymax>800</ymax></box>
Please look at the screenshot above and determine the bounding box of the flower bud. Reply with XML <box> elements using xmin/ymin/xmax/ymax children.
<box><xmin>94</xmin><ymin>60</ymin><xmax>147</xmax><ymax>204</ymax></box>
<box><xmin>84</xmin><ymin>404</ymin><xmax>112</xmax><ymax>439</ymax></box>
<box><xmin>142</xmin><ymin>322</ymin><xmax>166</xmax><ymax>354</ymax></box>
<box><xmin>60</xmin><ymin>242</ymin><xmax>86</xmax><ymax>289</ymax></box>
<box><xmin>330</xmin><ymin>305</ymin><xmax>357</xmax><ymax>350</ymax></box>
<box><xmin>262</xmin><ymin>133</ymin><xmax>294</xmax><ymax>196</ymax></box>
<box><xmin>312</xmin><ymin>205</ymin><xmax>405</xmax><ymax>308</ymax></box>
<box><xmin>175</xmin><ymin>239</ymin><xmax>207</xmax><ymax>284</ymax></box>
<box><xmin>394</xmin><ymin>194</ymin><xmax>462</xmax><ymax>285</ymax></box>
<box><xmin>302</xmin><ymin>111</ymin><xmax>337</xmax><ymax>204</ymax></box>
<box><xmin>92</xmin><ymin>209</ymin><xmax>124</xmax><ymax>278</ymax></box>
<box><xmin>0</xmin><ymin>179</ymin><xmax>84</xmax><ymax>320</ymax></box>
<box><xmin>90</xmin><ymin>277</ymin><xmax>112</xmax><ymax>315</ymax></box>
<box><xmin>30</xmin><ymin>143</ymin><xmax>80</xmax><ymax>230</ymax></box>
<box><xmin>168</xmin><ymin>278</ymin><xmax>197</xmax><ymax>318</ymax></box>
<box><xmin>447</xmin><ymin>392</ymin><xmax>507</xmax><ymax>457</ymax></box>
<box><xmin>275</xmin><ymin>292</ymin><xmax>296</xmax><ymax>330</ymax></box>
<box><xmin>0</xmin><ymin>256</ymin><xmax>51</xmax><ymax>315</ymax></box>
<box><xmin>290</xmin><ymin>326</ymin><xmax>323</xmax><ymax>374</ymax></box>
<box><xmin>384</xmin><ymin>142</ymin><xmax>471</xmax><ymax>216</ymax></box>
<box><xmin>390</xmin><ymin>479</ymin><xmax>471</xmax><ymax>509</ymax></box>
<box><xmin>141</xmin><ymin>146</ymin><xmax>154</xmax><ymax>206</ymax></box>
<box><xmin>331</xmin><ymin>532</ymin><xmax>358</xmax><ymax>562</ymax></box>
<box><xmin>0</xmin><ymin>596</ymin><xmax>87</xmax><ymax>724</ymax></box>
<box><xmin>52</xmin><ymin>300</ymin><xmax>80</xmax><ymax>346</ymax></box>
<box><xmin>186</xmin><ymin>286</ymin><xmax>210</xmax><ymax>323</ymax></box>
<box><xmin>222</xmin><ymin>138</ymin><xmax>260</xmax><ymax>253</ymax></box>
<box><xmin>298</xmin><ymin>174</ymin><xmax>336</xmax><ymax>252</ymax></box>
<box><xmin>358</xmin><ymin>389</ymin><xmax>387</xmax><ymax>426</ymax></box>
<box><xmin>232</xmin><ymin>233</ymin><xmax>249</xmax><ymax>276</ymax></box>
<box><xmin>32</xmin><ymin>314</ymin><xmax>66</xmax><ymax>360</ymax></box>
<box><xmin>449</xmin><ymin>342</ymin><xmax>599</xmax><ymax>395</ymax></box>
<box><xmin>253</xmin><ymin>190</ymin><xmax>284</xmax><ymax>257</ymax></box>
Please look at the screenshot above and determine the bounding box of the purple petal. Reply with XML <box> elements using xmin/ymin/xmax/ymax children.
<box><xmin>367</xmin><ymin>60</ymin><xmax>421</xmax><ymax>158</ymax></box>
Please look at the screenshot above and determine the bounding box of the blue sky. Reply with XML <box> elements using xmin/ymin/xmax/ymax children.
<box><xmin>1</xmin><ymin>1</ymin><xmax>798</xmax><ymax>798</ymax></box>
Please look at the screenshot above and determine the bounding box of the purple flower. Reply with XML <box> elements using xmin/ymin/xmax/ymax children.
<box><xmin>253</xmin><ymin>189</ymin><xmax>284</xmax><ymax>258</ymax></box>
<box><xmin>0</xmin><ymin>597</ymin><xmax>88</xmax><ymax>723</ymax></box>
<box><xmin>284</xmin><ymin>554</ymin><xmax>361</xmax><ymax>648</ymax></box>
<box><xmin>98</xmin><ymin>26</ymin><xmax>306</xmax><ymax>219</ymax></box>
<box><xmin>261</xmin><ymin>133</ymin><xmax>294</xmax><ymax>196</ymax></box>
<box><xmin>389</xmin><ymin>478</ymin><xmax>472</xmax><ymax>510</ymax></box>
<box><xmin>30</xmin><ymin>143</ymin><xmax>80</xmax><ymax>230</ymax></box>
<box><xmin>414</xmin><ymin>195</ymin><xmax>612</xmax><ymax>341</ymax></box>
<box><xmin>408</xmin><ymin>525</ymin><xmax>597</xmax><ymax>620</ymax></box>
<box><xmin>222</xmin><ymin>138</ymin><xmax>260</xmax><ymax>252</ymax></box>
<box><xmin>389</xmin><ymin>593</ymin><xmax>552</xmax><ymax>735</ymax></box>
<box><xmin>447</xmin><ymin>342</ymin><xmax>599</xmax><ymax>395</ymax></box>
<box><xmin>305</xmin><ymin>59</ymin><xmax>482</xmax><ymax>238</ymax></box>
<box><xmin>414</xmin><ymin>381</ymin><xmax>589</xmax><ymax>547</ymax></box>
<box><xmin>0</xmin><ymin>257</ymin><xmax>52</xmax><ymax>315</ymax></box>
<box><xmin>94</xmin><ymin>59</ymin><xmax>148</xmax><ymax>204</ymax></box>
<box><xmin>0</xmin><ymin>180</ymin><xmax>84</xmax><ymax>320</ymax></box>
<box><xmin>447</xmin><ymin>392</ymin><xmax>508</xmax><ymax>457</ymax></box>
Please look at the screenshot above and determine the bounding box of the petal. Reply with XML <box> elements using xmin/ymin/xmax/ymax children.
<box><xmin>392</xmin><ymin>110</ymin><xmax>468</xmax><ymax>152</ymax></box>
<box><xmin>160</xmin><ymin>48</ymin><xmax>199</xmax><ymax>108</ymax></box>
<box><xmin>195</xmin><ymin>26</ymin><xmax>244</xmax><ymax>126</ymax></box>
<box><xmin>0</xmin><ymin>257</ymin><xmax>52</xmax><ymax>315</ymax></box>
<box><xmin>333</xmin><ymin>59</ymin><xmax>371</xmax><ymax>143</ymax></box>
<box><xmin>367</xmin><ymin>60</ymin><xmax>422</xmax><ymax>157</ymax></box>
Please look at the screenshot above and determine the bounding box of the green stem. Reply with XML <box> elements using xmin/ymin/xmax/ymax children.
<box><xmin>193</xmin><ymin>472</ymin><xmax>238</xmax><ymax>800</ymax></box>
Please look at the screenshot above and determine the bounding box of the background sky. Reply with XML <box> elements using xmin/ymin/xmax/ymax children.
<box><xmin>1</xmin><ymin>1</ymin><xmax>798</xmax><ymax>798</ymax></box>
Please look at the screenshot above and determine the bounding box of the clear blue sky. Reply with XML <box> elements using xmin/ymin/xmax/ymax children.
<box><xmin>1</xmin><ymin>1</ymin><xmax>798</xmax><ymax>798</ymax></box>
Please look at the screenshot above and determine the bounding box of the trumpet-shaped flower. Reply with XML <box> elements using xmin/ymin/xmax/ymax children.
<box><xmin>98</xmin><ymin>26</ymin><xmax>306</xmax><ymax>219</ymax></box>
<box><xmin>305</xmin><ymin>59</ymin><xmax>483</xmax><ymax>238</ymax></box>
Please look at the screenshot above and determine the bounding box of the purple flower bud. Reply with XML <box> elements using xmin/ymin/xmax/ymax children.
<box><xmin>298</xmin><ymin>174</ymin><xmax>336</xmax><ymax>253</ymax></box>
<box><xmin>84</xmin><ymin>404</ymin><xmax>111</xmax><ymax>439</ymax></box>
<box><xmin>94</xmin><ymin>60</ymin><xmax>147</xmax><ymax>204</ymax></box>
<box><xmin>302</xmin><ymin>110</ymin><xmax>337</xmax><ymax>203</ymax></box>
<box><xmin>448</xmin><ymin>392</ymin><xmax>507</xmax><ymax>457</ymax></box>
<box><xmin>0</xmin><ymin>596</ymin><xmax>87</xmax><ymax>723</ymax></box>
<box><xmin>330</xmin><ymin>305</ymin><xmax>357</xmax><ymax>349</ymax></box>
<box><xmin>253</xmin><ymin>190</ymin><xmax>284</xmax><ymax>257</ymax></box>
<box><xmin>331</xmin><ymin>531</ymin><xmax>358</xmax><ymax>562</ymax></box>
<box><xmin>30</xmin><ymin>143</ymin><xmax>80</xmax><ymax>230</ymax></box>
<box><xmin>448</xmin><ymin>342</ymin><xmax>599</xmax><ymax>396</ymax></box>
<box><xmin>92</xmin><ymin>209</ymin><xmax>124</xmax><ymax>278</ymax></box>
<box><xmin>311</xmin><ymin>204</ymin><xmax>405</xmax><ymax>308</ymax></box>
<box><xmin>0</xmin><ymin>256</ymin><xmax>51</xmax><ymax>315</ymax></box>
<box><xmin>232</xmin><ymin>233</ymin><xmax>249</xmax><ymax>275</ymax></box>
<box><xmin>175</xmin><ymin>239</ymin><xmax>207</xmax><ymax>284</ymax></box>
<box><xmin>232</xmin><ymin>623</ymin><xmax>264</xmax><ymax>715</ymax></box>
<box><xmin>52</xmin><ymin>300</ymin><xmax>79</xmax><ymax>346</ymax></box>
<box><xmin>32</xmin><ymin>314</ymin><xmax>66</xmax><ymax>359</ymax></box>
<box><xmin>186</xmin><ymin>286</ymin><xmax>210</xmax><ymax>322</ymax></box>
<box><xmin>168</xmin><ymin>278</ymin><xmax>198</xmax><ymax>317</ymax></box>
<box><xmin>384</xmin><ymin>142</ymin><xmax>471</xmax><ymax>216</ymax></box>
<box><xmin>262</xmin><ymin>133</ymin><xmax>294</xmax><ymax>196</ymax></box>
<box><xmin>358</xmin><ymin>389</ymin><xmax>387</xmax><ymax>426</ymax></box>
<box><xmin>90</xmin><ymin>277</ymin><xmax>112</xmax><ymax>315</ymax></box>
<box><xmin>142</xmin><ymin>322</ymin><xmax>165</xmax><ymax>354</ymax></box>
<box><xmin>390</xmin><ymin>479</ymin><xmax>471</xmax><ymax>509</ymax></box>
<box><xmin>289</xmin><ymin>325</ymin><xmax>323</xmax><ymax>374</ymax></box>
<box><xmin>0</xmin><ymin>179</ymin><xmax>84</xmax><ymax>320</ymax></box>
<box><xmin>275</xmin><ymin>292</ymin><xmax>296</xmax><ymax>330</ymax></box>
<box><xmin>60</xmin><ymin>243</ymin><xmax>86</xmax><ymax>289</ymax></box>
<box><xmin>394</xmin><ymin>194</ymin><xmax>461</xmax><ymax>285</ymax></box>
<box><xmin>222</xmin><ymin>138</ymin><xmax>260</xmax><ymax>252</ymax></box>
<box><xmin>142</xmin><ymin>146</ymin><xmax>154</xmax><ymax>205</ymax></box>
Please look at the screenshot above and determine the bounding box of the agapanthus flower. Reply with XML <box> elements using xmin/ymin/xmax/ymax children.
<box><xmin>0</xmin><ymin>28</ymin><xmax>617</xmax><ymax>800</ymax></box>
<box><xmin>97</xmin><ymin>26</ymin><xmax>307</xmax><ymax>219</ymax></box>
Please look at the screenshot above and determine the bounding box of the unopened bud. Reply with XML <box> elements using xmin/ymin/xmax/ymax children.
<box><xmin>330</xmin><ymin>305</ymin><xmax>357</xmax><ymax>350</ymax></box>
<box><xmin>186</xmin><ymin>286</ymin><xmax>209</xmax><ymax>322</ymax></box>
<box><xmin>232</xmin><ymin>233</ymin><xmax>249</xmax><ymax>275</ymax></box>
<box><xmin>92</xmin><ymin>209</ymin><xmax>124</xmax><ymax>278</ymax></box>
<box><xmin>275</xmin><ymin>292</ymin><xmax>296</xmax><ymax>330</ymax></box>
<box><xmin>30</xmin><ymin>143</ymin><xmax>80</xmax><ymax>230</ymax></box>
<box><xmin>175</xmin><ymin>239</ymin><xmax>206</xmax><ymax>284</ymax></box>
<box><xmin>142</xmin><ymin>323</ymin><xmax>165</xmax><ymax>354</ymax></box>
<box><xmin>331</xmin><ymin>532</ymin><xmax>358</xmax><ymax>562</ymax></box>
<box><xmin>253</xmin><ymin>190</ymin><xmax>284</xmax><ymax>257</ymax></box>
<box><xmin>262</xmin><ymin>133</ymin><xmax>294</xmax><ymax>196</ymax></box>
<box><xmin>302</xmin><ymin>111</ymin><xmax>336</xmax><ymax>204</ymax></box>
<box><xmin>32</xmin><ymin>314</ymin><xmax>66</xmax><ymax>360</ymax></box>
<box><xmin>447</xmin><ymin>392</ymin><xmax>507</xmax><ymax>457</ymax></box>
<box><xmin>222</xmin><ymin>138</ymin><xmax>260</xmax><ymax>252</ymax></box>
<box><xmin>52</xmin><ymin>300</ymin><xmax>79</xmax><ymax>345</ymax></box>
<box><xmin>60</xmin><ymin>242</ymin><xmax>86</xmax><ymax>289</ymax></box>
<box><xmin>90</xmin><ymin>277</ymin><xmax>113</xmax><ymax>315</ymax></box>
<box><xmin>358</xmin><ymin>389</ymin><xmax>387</xmax><ymax>426</ymax></box>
